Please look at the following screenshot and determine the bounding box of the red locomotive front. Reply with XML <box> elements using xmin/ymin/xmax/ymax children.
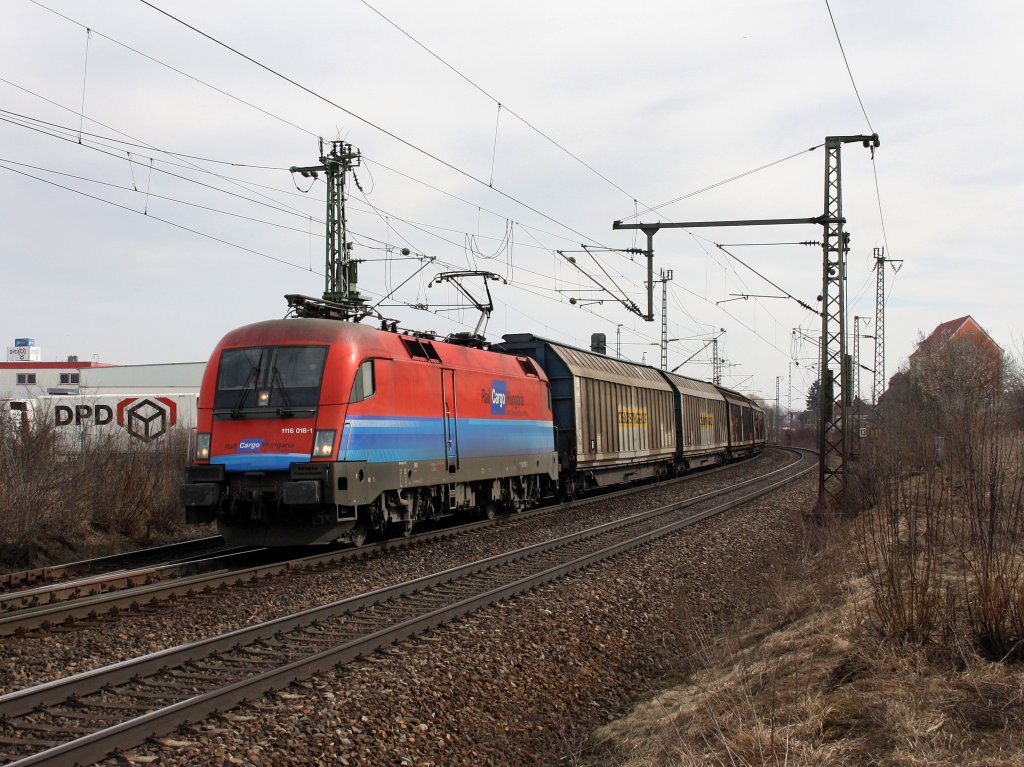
<box><xmin>181</xmin><ymin>318</ymin><xmax>558</xmax><ymax>545</ymax></box>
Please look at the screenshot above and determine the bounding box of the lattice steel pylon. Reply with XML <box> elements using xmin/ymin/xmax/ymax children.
<box><xmin>873</xmin><ymin>248</ymin><xmax>885</xmax><ymax>408</ymax></box>
<box><xmin>712</xmin><ymin>337</ymin><xmax>722</xmax><ymax>386</ymax></box>
<box><xmin>291</xmin><ymin>140</ymin><xmax>364</xmax><ymax>313</ymax></box>
<box><xmin>609</xmin><ymin>132</ymin><xmax>879</xmax><ymax>514</ymax></box>
<box><xmin>658</xmin><ymin>269</ymin><xmax>673</xmax><ymax>369</ymax></box>
<box><xmin>870</xmin><ymin>247</ymin><xmax>903</xmax><ymax>410</ymax></box>
<box><xmin>818</xmin><ymin>135</ymin><xmax>879</xmax><ymax>514</ymax></box>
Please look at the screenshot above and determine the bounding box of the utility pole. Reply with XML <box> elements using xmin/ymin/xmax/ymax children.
<box><xmin>787</xmin><ymin>361</ymin><xmax>793</xmax><ymax>433</ymax></box>
<box><xmin>712</xmin><ymin>337</ymin><xmax>722</xmax><ymax>386</ymax></box>
<box><xmin>853</xmin><ymin>315</ymin><xmax>868</xmax><ymax>405</ymax></box>
<box><xmin>616</xmin><ymin>324</ymin><xmax>623</xmax><ymax>359</ymax></box>
<box><xmin>657</xmin><ymin>269</ymin><xmax>673</xmax><ymax>370</ymax></box>
<box><xmin>872</xmin><ymin>247</ymin><xmax>902</xmax><ymax>410</ymax></box>
<box><xmin>817</xmin><ymin>134</ymin><xmax>879</xmax><ymax>513</ymax></box>
<box><xmin>290</xmin><ymin>140</ymin><xmax>365</xmax><ymax>316</ymax></box>
<box><xmin>852</xmin><ymin>315</ymin><xmax>870</xmax><ymax>459</ymax></box>
<box><xmin>775</xmin><ymin>375</ymin><xmax>782</xmax><ymax>442</ymax></box>
<box><xmin>613</xmin><ymin>133</ymin><xmax>878</xmax><ymax>515</ymax></box>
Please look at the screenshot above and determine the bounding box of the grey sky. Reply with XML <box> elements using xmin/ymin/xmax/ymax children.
<box><xmin>2</xmin><ymin>0</ymin><xmax>1019</xmax><ymax>405</ymax></box>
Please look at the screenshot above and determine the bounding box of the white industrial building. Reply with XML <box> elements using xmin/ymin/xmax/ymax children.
<box><xmin>1</xmin><ymin>338</ymin><xmax>204</xmax><ymax>400</ymax></box>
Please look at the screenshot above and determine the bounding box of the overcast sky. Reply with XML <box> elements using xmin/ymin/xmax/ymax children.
<box><xmin>2</xmin><ymin>0</ymin><xmax>1019</xmax><ymax>406</ymax></box>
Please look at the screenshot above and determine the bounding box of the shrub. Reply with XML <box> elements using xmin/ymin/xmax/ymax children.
<box><xmin>0</xmin><ymin>408</ymin><xmax>193</xmax><ymax>568</ymax></box>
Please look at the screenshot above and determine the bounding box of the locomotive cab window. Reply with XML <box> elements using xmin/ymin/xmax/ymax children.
<box><xmin>214</xmin><ymin>345</ymin><xmax>327</xmax><ymax>414</ymax></box>
<box><xmin>349</xmin><ymin>359</ymin><xmax>376</xmax><ymax>403</ymax></box>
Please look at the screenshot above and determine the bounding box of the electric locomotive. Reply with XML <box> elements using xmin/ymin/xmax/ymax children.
<box><xmin>181</xmin><ymin>318</ymin><xmax>559</xmax><ymax>545</ymax></box>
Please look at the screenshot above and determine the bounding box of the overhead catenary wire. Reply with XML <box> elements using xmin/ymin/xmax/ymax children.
<box><xmin>0</xmin><ymin>158</ymin><xmax>554</xmax><ymax>336</ymax></box>
<box><xmin>0</xmin><ymin>79</ymin><xmax>312</xmax><ymax>218</ymax></box>
<box><xmin>14</xmin><ymin>4</ymin><xmax>602</xmax><ymax>257</ymax></box>
<box><xmin>2</xmin><ymin>113</ymin><xmax>570</xmax><ymax>304</ymax></box>
<box><xmin>823</xmin><ymin>0</ymin><xmax>895</xmax><ymax>273</ymax></box>
<box><xmin>714</xmin><ymin>243</ymin><xmax>820</xmax><ymax>315</ymax></box>
<box><xmin>0</xmin><ymin>155</ymin><xmax>322</xmax><ymax>237</ymax></box>
<box><xmin>357</xmin><ymin>0</ymin><xmax>647</xmax><ymax>207</ymax></box>
<box><xmin>0</xmin><ymin>161</ymin><xmax>318</xmax><ymax>274</ymax></box>
<box><xmin>0</xmin><ymin>108</ymin><xmax>289</xmax><ymax>170</ymax></box>
<box><xmin>0</xmin><ymin>113</ymin><xmax>311</xmax><ymax>218</ymax></box>
<box><xmin>685</xmin><ymin>231</ymin><xmax>809</xmax><ymax>342</ymax></box>
<box><xmin>21</xmin><ymin>1</ymin><xmax>655</xmax><ymax>316</ymax></box>
<box><xmin>77</xmin><ymin>26</ymin><xmax>91</xmax><ymax>143</ymax></box>
<box><xmin>24</xmin><ymin>0</ymin><xmax>841</xmax><ymax>346</ymax></box>
<box><xmin>135</xmin><ymin>0</ymin><xmax>620</xmax><ymax>255</ymax></box>
<box><xmin>11</xmin><ymin>1</ymin><xmax>885</xmax><ymax>389</ymax></box>
<box><xmin>824</xmin><ymin>0</ymin><xmax>873</xmax><ymax>134</ymax></box>
<box><xmin>621</xmin><ymin>143</ymin><xmax>824</xmax><ymax>222</ymax></box>
<box><xmin>2</xmin><ymin>109</ymin><xmax>549</xmax><ymax>260</ymax></box>
<box><xmin>28</xmin><ymin>0</ymin><xmax>318</xmax><ymax>139</ymax></box>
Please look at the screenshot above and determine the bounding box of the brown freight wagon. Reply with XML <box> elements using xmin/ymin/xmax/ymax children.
<box><xmin>717</xmin><ymin>384</ymin><xmax>765</xmax><ymax>458</ymax></box>
<box><xmin>661</xmin><ymin>372</ymin><xmax>729</xmax><ymax>469</ymax></box>
<box><xmin>497</xmin><ymin>334</ymin><xmax>676</xmax><ymax>495</ymax></box>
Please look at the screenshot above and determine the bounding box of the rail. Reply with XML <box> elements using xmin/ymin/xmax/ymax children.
<box><xmin>0</xmin><ymin>449</ymin><xmax>814</xmax><ymax>766</ymax></box>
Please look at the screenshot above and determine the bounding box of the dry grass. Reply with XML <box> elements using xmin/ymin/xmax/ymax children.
<box><xmin>593</xmin><ymin>516</ymin><xmax>1024</xmax><ymax>766</ymax></box>
<box><xmin>0</xmin><ymin>408</ymin><xmax>200</xmax><ymax>568</ymax></box>
<box><xmin>592</xmin><ymin>420</ymin><xmax>1024</xmax><ymax>766</ymax></box>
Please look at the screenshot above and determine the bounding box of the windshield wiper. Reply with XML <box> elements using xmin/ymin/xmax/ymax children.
<box><xmin>269</xmin><ymin>365</ymin><xmax>295</xmax><ymax>415</ymax></box>
<box><xmin>231</xmin><ymin>362</ymin><xmax>261</xmax><ymax>419</ymax></box>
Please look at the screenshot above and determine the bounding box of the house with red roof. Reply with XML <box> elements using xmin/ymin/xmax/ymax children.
<box><xmin>909</xmin><ymin>315</ymin><xmax>1002</xmax><ymax>396</ymax></box>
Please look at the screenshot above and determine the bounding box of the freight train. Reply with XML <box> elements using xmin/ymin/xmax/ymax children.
<box><xmin>180</xmin><ymin>318</ymin><xmax>765</xmax><ymax>546</ymax></box>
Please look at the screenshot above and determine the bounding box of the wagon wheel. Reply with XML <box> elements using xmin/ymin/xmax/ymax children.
<box><xmin>480</xmin><ymin>500</ymin><xmax>497</xmax><ymax>520</ymax></box>
<box><xmin>349</xmin><ymin>523</ymin><xmax>368</xmax><ymax>548</ymax></box>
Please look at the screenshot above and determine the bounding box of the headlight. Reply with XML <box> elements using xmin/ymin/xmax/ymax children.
<box><xmin>257</xmin><ymin>389</ymin><xmax>271</xmax><ymax>406</ymax></box>
<box><xmin>195</xmin><ymin>432</ymin><xmax>211</xmax><ymax>462</ymax></box>
<box><xmin>313</xmin><ymin>429</ymin><xmax>336</xmax><ymax>458</ymax></box>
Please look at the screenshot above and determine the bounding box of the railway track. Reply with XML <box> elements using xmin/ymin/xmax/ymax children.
<box><xmin>0</xmin><ymin>536</ymin><xmax>228</xmax><ymax>592</ymax></box>
<box><xmin>0</xmin><ymin>452</ymin><xmax>780</xmax><ymax>637</ymax></box>
<box><xmin>0</xmin><ymin>448</ymin><xmax>814</xmax><ymax>767</ymax></box>
<box><xmin>0</xmin><ymin>546</ymin><xmax>268</xmax><ymax>614</ymax></box>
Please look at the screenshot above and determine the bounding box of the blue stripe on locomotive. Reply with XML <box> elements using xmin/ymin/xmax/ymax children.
<box><xmin>212</xmin><ymin>453</ymin><xmax>309</xmax><ymax>471</ymax></box>
<box><xmin>340</xmin><ymin>415</ymin><xmax>554</xmax><ymax>463</ymax></box>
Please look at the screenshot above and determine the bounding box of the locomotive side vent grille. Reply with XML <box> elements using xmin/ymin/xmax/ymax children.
<box><xmin>517</xmin><ymin>357</ymin><xmax>539</xmax><ymax>377</ymax></box>
<box><xmin>401</xmin><ymin>336</ymin><xmax>443</xmax><ymax>362</ymax></box>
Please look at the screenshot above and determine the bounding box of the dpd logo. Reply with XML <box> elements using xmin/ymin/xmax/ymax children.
<box><xmin>116</xmin><ymin>397</ymin><xmax>178</xmax><ymax>443</ymax></box>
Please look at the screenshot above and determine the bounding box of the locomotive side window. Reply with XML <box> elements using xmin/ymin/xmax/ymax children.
<box><xmin>349</xmin><ymin>360</ymin><xmax>376</xmax><ymax>403</ymax></box>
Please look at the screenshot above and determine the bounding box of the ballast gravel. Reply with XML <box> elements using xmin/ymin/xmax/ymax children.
<box><xmin>2</xmin><ymin>452</ymin><xmax>814</xmax><ymax>765</ymax></box>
